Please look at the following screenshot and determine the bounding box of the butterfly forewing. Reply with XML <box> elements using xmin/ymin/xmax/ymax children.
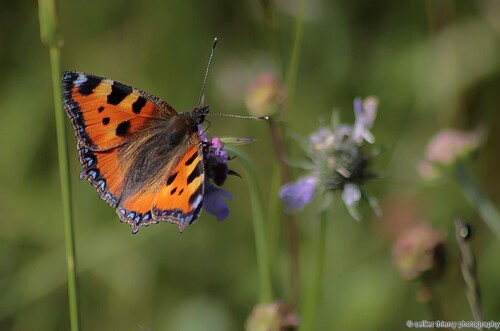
<box><xmin>78</xmin><ymin>146</ymin><xmax>124</xmax><ymax>207</ymax></box>
<box><xmin>62</xmin><ymin>71</ymin><xmax>177</xmax><ymax>151</ymax></box>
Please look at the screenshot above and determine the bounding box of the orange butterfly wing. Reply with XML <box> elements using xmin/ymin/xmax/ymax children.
<box><xmin>63</xmin><ymin>71</ymin><xmax>176</xmax><ymax>151</ymax></box>
<box><xmin>63</xmin><ymin>71</ymin><xmax>206</xmax><ymax>233</ymax></box>
<box><xmin>117</xmin><ymin>137</ymin><xmax>205</xmax><ymax>233</ymax></box>
<box><xmin>78</xmin><ymin>146</ymin><xmax>123</xmax><ymax>207</ymax></box>
<box><xmin>63</xmin><ymin>71</ymin><xmax>177</xmax><ymax>209</ymax></box>
<box><xmin>152</xmin><ymin>141</ymin><xmax>205</xmax><ymax>230</ymax></box>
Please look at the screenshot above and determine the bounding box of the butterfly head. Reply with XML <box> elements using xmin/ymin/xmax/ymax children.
<box><xmin>193</xmin><ymin>106</ymin><xmax>210</xmax><ymax>125</ymax></box>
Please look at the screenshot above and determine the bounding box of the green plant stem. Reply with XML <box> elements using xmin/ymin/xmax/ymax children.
<box><xmin>266</xmin><ymin>164</ymin><xmax>282</xmax><ymax>267</ymax></box>
<box><xmin>301</xmin><ymin>211</ymin><xmax>328</xmax><ymax>331</ymax></box>
<box><xmin>51</xmin><ymin>48</ymin><xmax>81</xmax><ymax>331</ymax></box>
<box><xmin>455</xmin><ymin>218</ymin><xmax>483</xmax><ymax>321</ymax></box>
<box><xmin>259</xmin><ymin>0</ymin><xmax>304</xmax><ymax>307</ymax></box>
<box><xmin>268</xmin><ymin>119</ymin><xmax>300</xmax><ymax>308</ymax></box>
<box><xmin>454</xmin><ymin>163</ymin><xmax>500</xmax><ymax>238</ymax></box>
<box><xmin>277</xmin><ymin>1</ymin><xmax>306</xmax><ymax>305</ymax></box>
<box><xmin>227</xmin><ymin>147</ymin><xmax>273</xmax><ymax>302</ymax></box>
<box><xmin>285</xmin><ymin>0</ymin><xmax>305</xmax><ymax>109</ymax></box>
<box><xmin>39</xmin><ymin>1</ymin><xmax>80</xmax><ymax>330</ymax></box>
<box><xmin>422</xmin><ymin>282</ymin><xmax>445</xmax><ymax>323</ymax></box>
<box><xmin>259</xmin><ymin>0</ymin><xmax>284</xmax><ymax>76</ymax></box>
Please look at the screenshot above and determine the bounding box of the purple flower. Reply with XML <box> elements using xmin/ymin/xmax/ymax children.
<box><xmin>279</xmin><ymin>175</ymin><xmax>318</xmax><ymax>213</ymax></box>
<box><xmin>279</xmin><ymin>97</ymin><xmax>382</xmax><ymax>219</ymax></box>
<box><xmin>204</xmin><ymin>183</ymin><xmax>233</xmax><ymax>221</ymax></box>
<box><xmin>204</xmin><ymin>138</ymin><xmax>230</xmax><ymax>187</ymax></box>
<box><xmin>198</xmin><ymin>125</ymin><xmax>239</xmax><ymax>221</ymax></box>
<box><xmin>197</xmin><ymin>125</ymin><xmax>253</xmax><ymax>222</ymax></box>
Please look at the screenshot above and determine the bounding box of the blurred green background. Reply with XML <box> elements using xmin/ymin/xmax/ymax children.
<box><xmin>2</xmin><ymin>0</ymin><xmax>500</xmax><ymax>330</ymax></box>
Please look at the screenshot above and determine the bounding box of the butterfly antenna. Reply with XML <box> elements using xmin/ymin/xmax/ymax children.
<box><xmin>197</xmin><ymin>37</ymin><xmax>218</xmax><ymax>108</ymax></box>
<box><xmin>207</xmin><ymin>113</ymin><xmax>270</xmax><ymax>120</ymax></box>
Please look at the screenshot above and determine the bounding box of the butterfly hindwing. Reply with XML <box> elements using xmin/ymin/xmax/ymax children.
<box><xmin>152</xmin><ymin>139</ymin><xmax>205</xmax><ymax>230</ymax></box>
<box><xmin>62</xmin><ymin>71</ymin><xmax>177</xmax><ymax>151</ymax></box>
<box><xmin>117</xmin><ymin>136</ymin><xmax>205</xmax><ymax>233</ymax></box>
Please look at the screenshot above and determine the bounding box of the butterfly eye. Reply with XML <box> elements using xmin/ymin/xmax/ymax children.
<box><xmin>167</xmin><ymin>127</ymin><xmax>187</xmax><ymax>146</ymax></box>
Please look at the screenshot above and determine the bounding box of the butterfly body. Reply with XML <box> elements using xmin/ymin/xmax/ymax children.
<box><xmin>62</xmin><ymin>71</ymin><xmax>209</xmax><ymax>233</ymax></box>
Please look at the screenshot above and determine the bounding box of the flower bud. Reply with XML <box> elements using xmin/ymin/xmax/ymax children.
<box><xmin>245</xmin><ymin>72</ymin><xmax>285</xmax><ymax>117</ymax></box>
<box><xmin>418</xmin><ymin>127</ymin><xmax>485</xmax><ymax>180</ymax></box>
<box><xmin>245</xmin><ymin>302</ymin><xmax>299</xmax><ymax>331</ymax></box>
<box><xmin>392</xmin><ymin>224</ymin><xmax>446</xmax><ymax>282</ymax></box>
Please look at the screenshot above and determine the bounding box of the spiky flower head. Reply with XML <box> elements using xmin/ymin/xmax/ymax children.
<box><xmin>280</xmin><ymin>97</ymin><xmax>382</xmax><ymax>220</ymax></box>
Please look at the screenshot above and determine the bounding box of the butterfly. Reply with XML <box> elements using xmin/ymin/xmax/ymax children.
<box><xmin>62</xmin><ymin>71</ymin><xmax>210</xmax><ymax>234</ymax></box>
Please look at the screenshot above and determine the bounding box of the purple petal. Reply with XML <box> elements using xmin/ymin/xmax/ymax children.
<box><xmin>279</xmin><ymin>175</ymin><xmax>318</xmax><ymax>213</ymax></box>
<box><xmin>310</xmin><ymin>128</ymin><xmax>332</xmax><ymax>145</ymax></box>
<box><xmin>216</xmin><ymin>149</ymin><xmax>229</xmax><ymax>163</ymax></box>
<box><xmin>352</xmin><ymin>97</ymin><xmax>378</xmax><ymax>144</ymax></box>
<box><xmin>334</xmin><ymin>125</ymin><xmax>352</xmax><ymax>142</ymax></box>
<box><xmin>310</xmin><ymin>127</ymin><xmax>335</xmax><ymax>152</ymax></box>
<box><xmin>211</xmin><ymin>137</ymin><xmax>224</xmax><ymax>149</ymax></box>
<box><xmin>198</xmin><ymin>125</ymin><xmax>209</xmax><ymax>143</ymax></box>
<box><xmin>353</xmin><ymin>98</ymin><xmax>363</xmax><ymax>117</ymax></box>
<box><xmin>204</xmin><ymin>184</ymin><xmax>232</xmax><ymax>221</ymax></box>
<box><xmin>352</xmin><ymin>123</ymin><xmax>374</xmax><ymax>144</ymax></box>
<box><xmin>361</xmin><ymin>98</ymin><xmax>378</xmax><ymax>127</ymax></box>
<box><xmin>342</xmin><ymin>183</ymin><xmax>361</xmax><ymax>206</ymax></box>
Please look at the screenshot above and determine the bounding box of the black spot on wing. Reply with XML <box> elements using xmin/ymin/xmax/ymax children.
<box><xmin>187</xmin><ymin>161</ymin><xmax>202</xmax><ymax>185</ymax></box>
<box><xmin>107</xmin><ymin>81</ymin><xmax>132</xmax><ymax>105</ymax></box>
<box><xmin>132</xmin><ymin>96</ymin><xmax>147</xmax><ymax>114</ymax></box>
<box><xmin>185</xmin><ymin>151</ymin><xmax>198</xmax><ymax>166</ymax></box>
<box><xmin>166</xmin><ymin>172</ymin><xmax>178</xmax><ymax>185</ymax></box>
<box><xmin>102</xmin><ymin>117</ymin><xmax>110</xmax><ymax>125</ymax></box>
<box><xmin>115</xmin><ymin>120</ymin><xmax>131</xmax><ymax>137</ymax></box>
<box><xmin>98</xmin><ymin>106</ymin><xmax>105</xmax><ymax>112</ymax></box>
<box><xmin>78</xmin><ymin>76</ymin><xmax>102</xmax><ymax>95</ymax></box>
<box><xmin>179</xmin><ymin>188</ymin><xmax>184</xmax><ymax>195</ymax></box>
<box><xmin>170</xmin><ymin>187</ymin><xmax>177</xmax><ymax>195</ymax></box>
